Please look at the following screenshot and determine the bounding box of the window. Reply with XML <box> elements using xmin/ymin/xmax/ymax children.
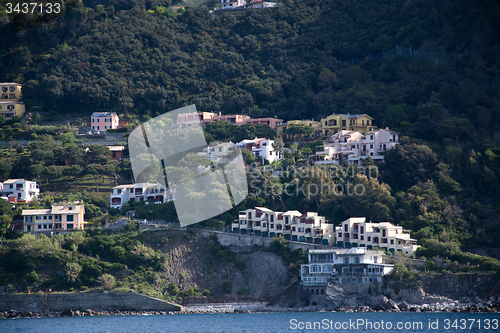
<box><xmin>26</xmin><ymin>216</ymin><xmax>32</xmax><ymax>222</ymax></box>
<box><xmin>367</xmin><ymin>121</ymin><xmax>370</xmax><ymax>126</ymax></box>
<box><xmin>67</xmin><ymin>215</ymin><xmax>74</xmax><ymax>222</ymax></box>
<box><xmin>1</xmin><ymin>87</ymin><xmax>7</xmax><ymax>92</ymax></box>
<box><xmin>43</xmin><ymin>215</ymin><xmax>47</xmax><ymax>220</ymax></box>
<box><xmin>344</xmin><ymin>224</ymin><xmax>348</xmax><ymax>231</ymax></box>
<box><xmin>338</xmin><ymin>233</ymin><xmax>342</xmax><ymax>238</ymax></box>
<box><xmin>343</xmin><ymin>258</ymin><xmax>349</xmax><ymax>264</ymax></box>
<box><xmin>367</xmin><ymin>236</ymin><xmax>371</xmax><ymax>241</ymax></box>
<box><xmin>38</xmin><ymin>225</ymin><xmax>42</xmax><ymax>229</ymax></box>
<box><xmin>67</xmin><ymin>223</ymin><xmax>74</xmax><ymax>229</ymax></box>
<box><xmin>374</xmin><ymin>256</ymin><xmax>378</xmax><ymax>263</ymax></box>
<box><xmin>43</xmin><ymin>224</ymin><xmax>47</xmax><ymax>229</ymax></box>
<box><xmin>270</xmin><ymin>215</ymin><xmax>274</xmax><ymax>222</ymax></box>
<box><xmin>390</xmin><ymin>239</ymin><xmax>394</xmax><ymax>245</ymax></box>
<box><xmin>310</xmin><ymin>265</ymin><xmax>321</xmax><ymax>272</ymax></box>
<box><xmin>292</xmin><ymin>227</ymin><xmax>296</xmax><ymax>231</ymax></box>
<box><xmin>48</xmin><ymin>215</ymin><xmax>52</xmax><ymax>220</ymax></box>
<box><xmin>298</xmin><ymin>228</ymin><xmax>304</xmax><ymax>232</ymax></box>
<box><xmin>360</xmin><ymin>236</ymin><xmax>364</xmax><ymax>240</ymax></box>
<box><xmin>105</xmin><ymin>118</ymin><xmax>111</xmax><ymax>122</ymax></box>
<box><xmin>270</xmin><ymin>224</ymin><xmax>274</xmax><ymax>229</ymax></box>
<box><xmin>36</xmin><ymin>216</ymin><xmax>41</xmax><ymax>220</ymax></box>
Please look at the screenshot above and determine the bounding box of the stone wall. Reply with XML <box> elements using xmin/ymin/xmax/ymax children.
<box><xmin>201</xmin><ymin>230</ymin><xmax>332</xmax><ymax>251</ymax></box>
<box><xmin>0</xmin><ymin>292</ymin><xmax>182</xmax><ymax>313</ymax></box>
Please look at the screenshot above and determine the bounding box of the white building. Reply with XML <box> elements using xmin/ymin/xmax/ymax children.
<box><xmin>198</xmin><ymin>141</ymin><xmax>237</xmax><ymax>163</ymax></box>
<box><xmin>335</xmin><ymin>217</ymin><xmax>419</xmax><ymax>255</ymax></box>
<box><xmin>246</xmin><ymin>0</ymin><xmax>279</xmax><ymax>8</ymax></box>
<box><xmin>110</xmin><ymin>182</ymin><xmax>174</xmax><ymax>210</ymax></box>
<box><xmin>220</xmin><ymin>0</ymin><xmax>246</xmax><ymax>9</ymax></box>
<box><xmin>300</xmin><ymin>248</ymin><xmax>393</xmax><ymax>288</ymax></box>
<box><xmin>232</xmin><ymin>207</ymin><xmax>334</xmax><ymax>245</ymax></box>
<box><xmin>237</xmin><ymin>138</ymin><xmax>282</xmax><ymax>165</ymax></box>
<box><xmin>315</xmin><ymin>128</ymin><xmax>399</xmax><ymax>165</ymax></box>
<box><xmin>0</xmin><ymin>179</ymin><xmax>39</xmax><ymax>203</ymax></box>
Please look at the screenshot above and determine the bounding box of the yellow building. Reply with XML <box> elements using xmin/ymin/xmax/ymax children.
<box><xmin>0</xmin><ymin>83</ymin><xmax>22</xmax><ymax>101</ymax></box>
<box><xmin>276</xmin><ymin>120</ymin><xmax>322</xmax><ymax>141</ymax></box>
<box><xmin>22</xmin><ymin>204</ymin><xmax>85</xmax><ymax>235</ymax></box>
<box><xmin>0</xmin><ymin>82</ymin><xmax>25</xmax><ymax>119</ymax></box>
<box><xmin>319</xmin><ymin>113</ymin><xmax>376</xmax><ymax>137</ymax></box>
<box><xmin>0</xmin><ymin>101</ymin><xmax>25</xmax><ymax>119</ymax></box>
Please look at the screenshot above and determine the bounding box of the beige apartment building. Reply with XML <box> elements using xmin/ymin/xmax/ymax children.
<box><xmin>22</xmin><ymin>204</ymin><xmax>85</xmax><ymax>235</ymax></box>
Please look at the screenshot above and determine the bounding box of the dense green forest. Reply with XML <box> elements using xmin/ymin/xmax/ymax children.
<box><xmin>1</xmin><ymin>0</ymin><xmax>500</xmax><ymax>258</ymax></box>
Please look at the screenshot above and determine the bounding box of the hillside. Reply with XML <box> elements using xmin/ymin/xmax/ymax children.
<box><xmin>0</xmin><ymin>227</ymin><xmax>292</xmax><ymax>301</ymax></box>
<box><xmin>0</xmin><ymin>0</ymin><xmax>499</xmax><ymax>261</ymax></box>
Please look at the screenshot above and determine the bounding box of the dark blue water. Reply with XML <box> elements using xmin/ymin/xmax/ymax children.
<box><xmin>1</xmin><ymin>312</ymin><xmax>499</xmax><ymax>333</ymax></box>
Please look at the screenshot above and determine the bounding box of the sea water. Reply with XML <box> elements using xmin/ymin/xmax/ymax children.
<box><xmin>1</xmin><ymin>312</ymin><xmax>499</xmax><ymax>333</ymax></box>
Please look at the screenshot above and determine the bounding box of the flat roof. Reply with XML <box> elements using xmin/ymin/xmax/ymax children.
<box><xmin>91</xmin><ymin>112</ymin><xmax>116</xmax><ymax>117</ymax></box>
<box><xmin>22</xmin><ymin>209</ymin><xmax>51</xmax><ymax>215</ymax></box>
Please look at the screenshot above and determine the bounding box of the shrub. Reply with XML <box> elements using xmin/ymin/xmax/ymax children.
<box><xmin>64</xmin><ymin>262</ymin><xmax>82</xmax><ymax>283</ymax></box>
<box><xmin>220</xmin><ymin>278</ymin><xmax>232</xmax><ymax>293</ymax></box>
<box><xmin>202</xmin><ymin>289</ymin><xmax>210</xmax><ymax>296</ymax></box>
<box><xmin>26</xmin><ymin>271</ymin><xmax>39</xmax><ymax>284</ymax></box>
<box><xmin>6</xmin><ymin>285</ymin><xmax>16</xmax><ymax>292</ymax></box>
<box><xmin>181</xmin><ymin>286</ymin><xmax>195</xmax><ymax>297</ymax></box>
<box><xmin>97</xmin><ymin>273</ymin><xmax>116</xmax><ymax>290</ymax></box>
<box><xmin>167</xmin><ymin>283</ymin><xmax>179</xmax><ymax>295</ymax></box>
<box><xmin>80</xmin><ymin>286</ymin><xmax>88</xmax><ymax>291</ymax></box>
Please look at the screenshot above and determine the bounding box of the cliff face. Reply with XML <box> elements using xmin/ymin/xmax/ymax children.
<box><xmin>321</xmin><ymin>273</ymin><xmax>500</xmax><ymax>311</ymax></box>
<box><xmin>229</xmin><ymin>252</ymin><xmax>288</xmax><ymax>299</ymax></box>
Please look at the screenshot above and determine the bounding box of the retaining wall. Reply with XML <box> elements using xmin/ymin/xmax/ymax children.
<box><xmin>0</xmin><ymin>292</ymin><xmax>182</xmax><ymax>313</ymax></box>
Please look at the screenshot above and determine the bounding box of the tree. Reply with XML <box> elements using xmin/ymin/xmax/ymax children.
<box><xmin>204</xmin><ymin>120</ymin><xmax>235</xmax><ymax>142</ymax></box>
<box><xmin>87</xmin><ymin>144</ymin><xmax>111</xmax><ymax>165</ymax></box>
<box><xmin>0</xmin><ymin>198</ymin><xmax>13</xmax><ymax>215</ymax></box>
<box><xmin>436</xmin><ymin>117</ymin><xmax>474</xmax><ymax>145</ymax></box>
<box><xmin>179</xmin><ymin>153</ymin><xmax>211</xmax><ymax>172</ymax></box>
<box><xmin>118</xmin><ymin>95</ymin><xmax>134</xmax><ymax>123</ymax></box>
<box><xmin>0</xmin><ymin>160</ymin><xmax>12</xmax><ymax>181</ymax></box>
<box><xmin>58</xmin><ymin>131</ymin><xmax>76</xmax><ymax>145</ymax></box>
<box><xmin>44</xmin><ymin>165</ymin><xmax>63</xmax><ymax>191</ymax></box>
<box><xmin>286</xmin><ymin>124</ymin><xmax>314</xmax><ymax>143</ymax></box>
<box><xmin>231</xmin><ymin>123</ymin><xmax>276</xmax><ymax>142</ymax></box>
<box><xmin>0</xmin><ymin>215</ymin><xmax>14</xmax><ymax>244</ymax></box>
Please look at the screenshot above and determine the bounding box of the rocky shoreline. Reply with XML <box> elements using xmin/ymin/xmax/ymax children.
<box><xmin>1</xmin><ymin>300</ymin><xmax>499</xmax><ymax>319</ymax></box>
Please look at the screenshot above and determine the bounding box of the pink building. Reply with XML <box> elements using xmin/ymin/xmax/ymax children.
<box><xmin>91</xmin><ymin>112</ymin><xmax>119</xmax><ymax>132</ymax></box>
<box><xmin>177</xmin><ymin>112</ymin><xmax>283</xmax><ymax>129</ymax></box>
